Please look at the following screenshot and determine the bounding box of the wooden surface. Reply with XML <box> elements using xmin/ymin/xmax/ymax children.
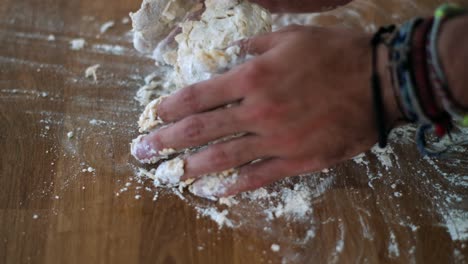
<box><xmin>1</xmin><ymin>0</ymin><xmax>467</xmax><ymax>263</ymax></box>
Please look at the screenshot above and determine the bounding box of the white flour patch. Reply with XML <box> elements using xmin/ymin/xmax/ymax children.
<box><xmin>100</xmin><ymin>21</ymin><xmax>115</xmax><ymax>34</ymax></box>
<box><xmin>70</xmin><ymin>38</ymin><xmax>86</xmax><ymax>50</ymax></box>
<box><xmin>388</xmin><ymin>231</ymin><xmax>400</xmax><ymax>258</ymax></box>
<box><xmin>271</xmin><ymin>244</ymin><xmax>280</xmax><ymax>252</ymax></box>
<box><xmin>371</xmin><ymin>145</ymin><xmax>397</xmax><ymax>170</ymax></box>
<box><xmin>195</xmin><ymin>208</ymin><xmax>234</xmax><ymax>229</ymax></box>
<box><xmin>442</xmin><ymin>208</ymin><xmax>468</xmax><ymax>241</ymax></box>
<box><xmin>329</xmin><ymin>220</ymin><xmax>345</xmax><ymax>263</ymax></box>
<box><xmin>85</xmin><ymin>64</ymin><xmax>100</xmax><ymax>82</ymax></box>
<box><xmin>92</xmin><ymin>44</ymin><xmax>129</xmax><ymax>56</ymax></box>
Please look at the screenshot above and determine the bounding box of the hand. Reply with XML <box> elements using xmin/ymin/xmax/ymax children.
<box><xmin>132</xmin><ymin>25</ymin><xmax>402</xmax><ymax>198</ymax></box>
<box><xmin>249</xmin><ymin>0</ymin><xmax>352</xmax><ymax>13</ymax></box>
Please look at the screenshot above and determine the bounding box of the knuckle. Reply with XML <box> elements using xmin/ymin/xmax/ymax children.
<box><xmin>208</xmin><ymin>147</ymin><xmax>231</xmax><ymax>169</ymax></box>
<box><xmin>182</xmin><ymin>116</ymin><xmax>204</xmax><ymax>140</ymax></box>
<box><xmin>180</xmin><ymin>84</ymin><xmax>200</xmax><ymax>112</ymax></box>
<box><xmin>149</xmin><ymin>132</ymin><xmax>165</xmax><ymax>150</ymax></box>
<box><xmin>247</xmin><ymin>104</ymin><xmax>271</xmax><ymax>123</ymax></box>
<box><xmin>156</xmin><ymin>97</ymin><xmax>169</xmax><ymax>121</ymax></box>
<box><xmin>240</xmin><ymin>61</ymin><xmax>270</xmax><ymax>93</ymax></box>
<box><xmin>246</xmin><ymin>101</ymin><xmax>288</xmax><ymax>125</ymax></box>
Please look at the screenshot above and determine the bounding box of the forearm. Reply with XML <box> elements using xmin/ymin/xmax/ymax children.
<box><xmin>439</xmin><ymin>14</ymin><xmax>468</xmax><ymax>107</ymax></box>
<box><xmin>250</xmin><ymin>0</ymin><xmax>352</xmax><ymax>13</ymax></box>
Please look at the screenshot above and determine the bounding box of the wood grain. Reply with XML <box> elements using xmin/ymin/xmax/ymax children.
<box><xmin>0</xmin><ymin>0</ymin><xmax>467</xmax><ymax>263</ymax></box>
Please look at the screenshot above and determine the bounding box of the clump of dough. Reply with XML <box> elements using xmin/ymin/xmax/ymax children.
<box><xmin>189</xmin><ymin>169</ymin><xmax>239</xmax><ymax>201</ymax></box>
<box><xmin>169</xmin><ymin>0</ymin><xmax>272</xmax><ymax>86</ymax></box>
<box><xmin>137</xmin><ymin>157</ymin><xmax>194</xmax><ymax>189</ymax></box>
<box><xmin>130</xmin><ymin>0</ymin><xmax>200</xmax><ymax>54</ymax></box>
<box><xmin>138</xmin><ymin>95</ymin><xmax>167</xmax><ymax>133</ymax></box>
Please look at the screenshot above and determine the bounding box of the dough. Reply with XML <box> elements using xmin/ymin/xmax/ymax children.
<box><xmin>137</xmin><ymin>95</ymin><xmax>166</xmax><ymax>133</ymax></box>
<box><xmin>130</xmin><ymin>0</ymin><xmax>200</xmax><ymax>54</ymax></box>
<box><xmin>170</xmin><ymin>0</ymin><xmax>272</xmax><ymax>86</ymax></box>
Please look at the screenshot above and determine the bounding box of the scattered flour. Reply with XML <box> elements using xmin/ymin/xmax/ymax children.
<box><xmin>195</xmin><ymin>208</ymin><xmax>234</xmax><ymax>228</ymax></box>
<box><xmin>271</xmin><ymin>244</ymin><xmax>280</xmax><ymax>252</ymax></box>
<box><xmin>371</xmin><ymin>145</ymin><xmax>396</xmax><ymax>170</ymax></box>
<box><xmin>70</xmin><ymin>38</ymin><xmax>86</xmax><ymax>50</ymax></box>
<box><xmin>388</xmin><ymin>231</ymin><xmax>400</xmax><ymax>258</ymax></box>
<box><xmin>100</xmin><ymin>21</ymin><xmax>115</xmax><ymax>33</ymax></box>
<box><xmin>85</xmin><ymin>64</ymin><xmax>100</xmax><ymax>82</ymax></box>
<box><xmin>443</xmin><ymin>209</ymin><xmax>468</xmax><ymax>241</ymax></box>
<box><xmin>121</xmin><ymin>17</ymin><xmax>130</xmax><ymax>24</ymax></box>
<box><xmin>263</xmin><ymin>183</ymin><xmax>313</xmax><ymax>220</ymax></box>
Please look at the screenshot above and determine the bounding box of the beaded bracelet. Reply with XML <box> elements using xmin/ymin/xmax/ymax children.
<box><xmin>376</xmin><ymin>3</ymin><xmax>467</xmax><ymax>156</ymax></box>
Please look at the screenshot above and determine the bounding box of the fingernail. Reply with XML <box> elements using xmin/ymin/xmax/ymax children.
<box><xmin>189</xmin><ymin>172</ymin><xmax>239</xmax><ymax>201</ymax></box>
<box><xmin>130</xmin><ymin>134</ymin><xmax>160</xmax><ymax>164</ymax></box>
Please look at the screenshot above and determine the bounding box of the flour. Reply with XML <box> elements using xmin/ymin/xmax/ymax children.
<box><xmin>134</xmin><ymin>69</ymin><xmax>177</xmax><ymax>106</ymax></box>
<box><xmin>189</xmin><ymin>169</ymin><xmax>240</xmax><ymax>201</ymax></box>
<box><xmin>122</xmin><ymin>17</ymin><xmax>130</xmax><ymax>24</ymax></box>
<box><xmin>271</xmin><ymin>244</ymin><xmax>280</xmax><ymax>252</ymax></box>
<box><xmin>137</xmin><ymin>96</ymin><xmax>166</xmax><ymax>132</ymax></box>
<box><xmin>388</xmin><ymin>231</ymin><xmax>400</xmax><ymax>258</ymax></box>
<box><xmin>85</xmin><ymin>64</ymin><xmax>100</xmax><ymax>82</ymax></box>
<box><xmin>100</xmin><ymin>21</ymin><xmax>115</xmax><ymax>33</ymax></box>
<box><xmin>263</xmin><ymin>183</ymin><xmax>313</xmax><ymax>220</ymax></box>
<box><xmin>152</xmin><ymin>157</ymin><xmax>185</xmax><ymax>186</ymax></box>
<box><xmin>195</xmin><ymin>208</ymin><xmax>234</xmax><ymax>228</ymax></box>
<box><xmin>70</xmin><ymin>38</ymin><xmax>86</xmax><ymax>50</ymax></box>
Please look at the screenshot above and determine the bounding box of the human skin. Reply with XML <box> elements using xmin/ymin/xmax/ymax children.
<box><xmin>250</xmin><ymin>0</ymin><xmax>351</xmax><ymax>13</ymax></box>
<box><xmin>132</xmin><ymin>4</ymin><xmax>468</xmax><ymax>199</ymax></box>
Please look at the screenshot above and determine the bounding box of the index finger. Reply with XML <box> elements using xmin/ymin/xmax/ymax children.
<box><xmin>156</xmin><ymin>69</ymin><xmax>245</xmax><ymax>123</ymax></box>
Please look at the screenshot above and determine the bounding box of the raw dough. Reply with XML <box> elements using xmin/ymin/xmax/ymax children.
<box><xmin>137</xmin><ymin>95</ymin><xmax>166</xmax><ymax>132</ymax></box>
<box><xmin>130</xmin><ymin>0</ymin><xmax>200</xmax><ymax>54</ymax></box>
<box><xmin>169</xmin><ymin>0</ymin><xmax>272</xmax><ymax>86</ymax></box>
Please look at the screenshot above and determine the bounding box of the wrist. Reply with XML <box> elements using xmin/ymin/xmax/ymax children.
<box><xmin>438</xmin><ymin>15</ymin><xmax>468</xmax><ymax>108</ymax></box>
<box><xmin>376</xmin><ymin>42</ymin><xmax>407</xmax><ymax>128</ymax></box>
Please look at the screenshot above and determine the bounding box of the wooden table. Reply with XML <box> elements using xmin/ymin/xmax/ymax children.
<box><xmin>1</xmin><ymin>0</ymin><xmax>467</xmax><ymax>263</ymax></box>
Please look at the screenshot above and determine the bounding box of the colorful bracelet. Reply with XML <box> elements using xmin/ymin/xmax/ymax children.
<box><xmin>376</xmin><ymin>3</ymin><xmax>467</xmax><ymax>157</ymax></box>
<box><xmin>427</xmin><ymin>3</ymin><xmax>468</xmax><ymax>127</ymax></box>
